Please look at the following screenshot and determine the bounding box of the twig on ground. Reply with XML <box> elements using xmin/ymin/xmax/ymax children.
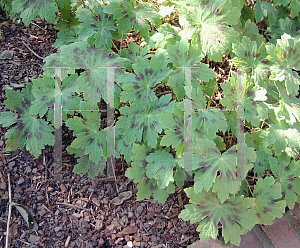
<box><xmin>156</xmin><ymin>91</ymin><xmax>173</xmax><ymax>97</ymax></box>
<box><xmin>17</xmin><ymin>239</ymin><xmax>31</xmax><ymax>246</ymax></box>
<box><xmin>31</xmin><ymin>22</ymin><xmax>46</xmax><ymax>31</ymax></box>
<box><xmin>134</xmin><ymin>211</ymin><xmax>149</xmax><ymax>234</ymax></box>
<box><xmin>6</xmin><ymin>154</ymin><xmax>19</xmax><ymax>163</ymax></box>
<box><xmin>21</xmin><ymin>40</ymin><xmax>45</xmax><ymax>60</ymax></box>
<box><xmin>5</xmin><ymin>173</ymin><xmax>12</xmax><ymax>248</ymax></box>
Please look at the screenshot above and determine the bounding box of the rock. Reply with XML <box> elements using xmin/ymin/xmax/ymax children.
<box><xmin>0</xmin><ymin>50</ymin><xmax>13</xmax><ymax>60</ymax></box>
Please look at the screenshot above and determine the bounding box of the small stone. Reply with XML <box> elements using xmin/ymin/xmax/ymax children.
<box><xmin>136</xmin><ymin>205</ymin><xmax>143</xmax><ymax>214</ymax></box>
<box><xmin>54</xmin><ymin>226</ymin><xmax>62</xmax><ymax>232</ymax></box>
<box><xmin>8</xmin><ymin>161</ymin><xmax>15</xmax><ymax>167</ymax></box>
<box><xmin>102</xmin><ymin>198</ymin><xmax>108</xmax><ymax>204</ymax></box>
<box><xmin>17</xmin><ymin>177</ymin><xmax>25</xmax><ymax>185</ymax></box>
<box><xmin>0</xmin><ymin>182</ymin><xmax>6</xmax><ymax>189</ymax></box>
<box><xmin>28</xmin><ymin>234</ymin><xmax>40</xmax><ymax>243</ymax></box>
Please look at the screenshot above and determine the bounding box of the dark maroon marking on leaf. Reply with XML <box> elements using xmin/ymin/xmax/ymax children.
<box><xmin>256</xmin><ymin>213</ymin><xmax>261</xmax><ymax>218</ymax></box>
<box><xmin>233</xmin><ymin>208</ymin><xmax>239</xmax><ymax>212</ymax></box>
<box><xmin>24</xmin><ymin>130</ymin><xmax>29</xmax><ymax>138</ymax></box>
<box><xmin>139</xmin><ymin>73</ymin><xmax>145</xmax><ymax>80</ymax></box>
<box><xmin>139</xmin><ymin>123</ymin><xmax>143</xmax><ymax>130</ymax></box>
<box><xmin>174</xmin><ymin>125</ymin><xmax>180</xmax><ymax>130</ymax></box>
<box><xmin>245</xmin><ymin>51</ymin><xmax>250</xmax><ymax>57</ymax></box>
<box><xmin>145</xmin><ymin>68</ymin><xmax>149</xmax><ymax>76</ymax></box>
<box><xmin>83</xmin><ymin>129</ymin><xmax>89</xmax><ymax>135</ymax></box>
<box><xmin>246</xmin><ymin>90</ymin><xmax>254</xmax><ymax>97</ymax></box>
<box><xmin>263</xmin><ymin>207</ymin><xmax>271</xmax><ymax>214</ymax></box>
<box><xmin>230</xmin><ymin>87</ymin><xmax>236</xmax><ymax>94</ymax></box>
<box><xmin>21</xmin><ymin>101</ymin><xmax>27</xmax><ymax>108</ymax></box>
<box><xmin>17</xmin><ymin>122</ymin><xmax>25</xmax><ymax>130</ymax></box>
<box><xmin>288</xmin><ymin>175</ymin><xmax>294</xmax><ymax>181</ymax></box>
<box><xmin>283</xmin><ymin>51</ymin><xmax>286</xmax><ymax>58</ymax></box>
<box><xmin>287</xmin><ymin>184</ymin><xmax>293</xmax><ymax>190</ymax></box>
<box><xmin>201</xmin><ymin>165</ymin><xmax>212</xmax><ymax>174</ymax></box>
<box><xmin>233</xmin><ymin>214</ymin><xmax>240</xmax><ymax>222</ymax></box>
<box><xmin>41</xmin><ymin>96</ymin><xmax>47</xmax><ymax>101</ymax></box>
<box><xmin>150</xmin><ymin>183</ymin><xmax>158</xmax><ymax>191</ymax></box>
<box><xmin>203</xmin><ymin>116</ymin><xmax>208</xmax><ymax>121</ymax></box>
<box><xmin>133</xmin><ymin>83</ymin><xmax>140</xmax><ymax>89</ymax></box>
<box><xmin>123</xmin><ymin>13</ymin><xmax>128</xmax><ymax>18</ymax></box>
<box><xmin>161</xmin><ymin>166</ymin><xmax>166</xmax><ymax>170</ymax></box>
<box><xmin>130</xmin><ymin>123</ymin><xmax>138</xmax><ymax>128</ymax></box>
<box><xmin>38</xmin><ymin>119</ymin><xmax>43</xmax><ymax>127</ymax></box>
<box><xmin>261</xmin><ymin>59</ymin><xmax>269</xmax><ymax>64</ymax></box>
<box><xmin>227</xmin><ymin>150</ymin><xmax>236</xmax><ymax>155</ymax></box>
<box><xmin>91</xmin><ymin>23</ymin><xmax>97</xmax><ymax>28</ymax></box>
<box><xmin>149</xmin><ymin>68</ymin><xmax>153</xmax><ymax>75</ymax></box>
<box><xmin>28</xmin><ymin>132</ymin><xmax>33</xmax><ymax>139</ymax></box>
<box><xmin>284</xmin><ymin>166</ymin><xmax>290</xmax><ymax>172</ymax></box>
<box><xmin>252</xmin><ymin>100</ymin><xmax>259</xmax><ymax>107</ymax></box>
<box><xmin>136</xmin><ymin>92</ymin><xmax>141</xmax><ymax>98</ymax></box>
<box><xmin>253</xmin><ymin>52</ymin><xmax>259</xmax><ymax>57</ymax></box>
<box><xmin>97</xmin><ymin>143</ymin><xmax>101</xmax><ymax>147</ymax></box>
<box><xmin>202</xmin><ymin>211</ymin><xmax>210</xmax><ymax>216</ymax></box>
<box><xmin>198</xmin><ymin>161</ymin><xmax>206</xmax><ymax>167</ymax></box>
<box><xmin>175</xmin><ymin>130</ymin><xmax>181</xmax><ymax>135</ymax></box>
<box><xmin>82</xmin><ymin>118</ymin><xmax>87</xmax><ymax>124</ymax></box>
<box><xmin>226</xmin><ymin>201</ymin><xmax>238</xmax><ymax>206</ymax></box>
<box><xmin>198</xmin><ymin>202</ymin><xmax>206</xmax><ymax>208</ymax></box>
<box><xmin>146</xmin><ymin>151</ymin><xmax>150</xmax><ymax>156</ymax></box>
<box><xmin>144</xmin><ymin>126</ymin><xmax>148</xmax><ymax>131</ymax></box>
<box><xmin>62</xmin><ymin>99</ymin><xmax>66</xmax><ymax>105</ymax></box>
<box><xmin>282</xmin><ymin>191</ymin><xmax>286</xmax><ymax>196</ymax></box>
<box><xmin>226</xmin><ymin>171</ymin><xmax>232</xmax><ymax>179</ymax></box>
<box><xmin>212</xmin><ymin>119</ymin><xmax>217</xmax><ymax>123</ymax></box>
<box><xmin>135</xmin><ymin>76</ymin><xmax>140</xmax><ymax>81</ymax></box>
<box><xmin>37</xmin><ymin>132</ymin><xmax>42</xmax><ymax>140</ymax></box>
<box><xmin>179</xmin><ymin>135</ymin><xmax>183</xmax><ymax>141</ymax></box>
<box><xmin>153</xmin><ymin>121</ymin><xmax>158</xmax><ymax>126</ymax></box>
<box><xmin>15</xmin><ymin>107</ymin><xmax>24</xmax><ymax>114</ymax></box>
<box><xmin>269</xmin><ymin>200</ymin><xmax>275</xmax><ymax>205</ymax></box>
<box><xmin>205</xmin><ymin>195</ymin><xmax>211</xmax><ymax>201</ymax></box>
<box><xmin>88</xmin><ymin>138</ymin><xmax>94</xmax><ymax>144</ymax></box>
